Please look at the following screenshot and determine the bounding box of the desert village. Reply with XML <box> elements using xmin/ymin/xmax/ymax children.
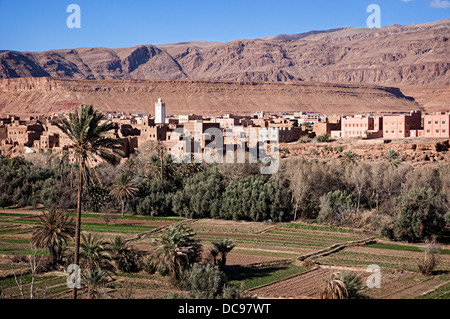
<box><xmin>0</xmin><ymin>98</ymin><xmax>450</xmax><ymax>160</ymax></box>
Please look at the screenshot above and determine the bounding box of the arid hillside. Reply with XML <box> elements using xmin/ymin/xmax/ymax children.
<box><xmin>0</xmin><ymin>20</ymin><xmax>449</xmax><ymax>86</ymax></box>
<box><xmin>0</xmin><ymin>77</ymin><xmax>423</xmax><ymax>116</ymax></box>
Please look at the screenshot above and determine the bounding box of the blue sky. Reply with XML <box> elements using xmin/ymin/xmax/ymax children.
<box><xmin>0</xmin><ymin>0</ymin><xmax>449</xmax><ymax>52</ymax></box>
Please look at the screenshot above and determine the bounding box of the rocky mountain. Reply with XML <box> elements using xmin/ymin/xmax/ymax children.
<box><xmin>0</xmin><ymin>77</ymin><xmax>422</xmax><ymax>116</ymax></box>
<box><xmin>0</xmin><ymin>20</ymin><xmax>449</xmax><ymax>86</ymax></box>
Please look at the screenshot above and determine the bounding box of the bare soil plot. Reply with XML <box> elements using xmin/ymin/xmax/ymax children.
<box><xmin>201</xmin><ymin>251</ymin><xmax>289</xmax><ymax>267</ymax></box>
<box><xmin>250</xmin><ymin>267</ymin><xmax>368</xmax><ymax>299</ymax></box>
<box><xmin>190</xmin><ymin>219</ymin><xmax>271</xmax><ymax>234</ymax></box>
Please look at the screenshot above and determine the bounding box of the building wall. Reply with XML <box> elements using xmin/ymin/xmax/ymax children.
<box><xmin>342</xmin><ymin>117</ymin><xmax>374</xmax><ymax>138</ymax></box>
<box><xmin>423</xmin><ymin>114</ymin><xmax>450</xmax><ymax>138</ymax></box>
<box><xmin>383</xmin><ymin>111</ymin><xmax>422</xmax><ymax>139</ymax></box>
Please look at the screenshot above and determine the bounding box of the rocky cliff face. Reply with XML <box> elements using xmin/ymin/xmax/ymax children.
<box><xmin>1</xmin><ymin>20</ymin><xmax>449</xmax><ymax>85</ymax></box>
<box><xmin>0</xmin><ymin>77</ymin><xmax>421</xmax><ymax>116</ymax></box>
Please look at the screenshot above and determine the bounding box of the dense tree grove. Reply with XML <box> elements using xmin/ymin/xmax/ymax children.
<box><xmin>1</xmin><ymin>152</ymin><xmax>449</xmax><ymax>240</ymax></box>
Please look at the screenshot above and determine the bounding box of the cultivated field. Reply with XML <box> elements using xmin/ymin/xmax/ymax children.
<box><xmin>0</xmin><ymin>209</ymin><xmax>449</xmax><ymax>299</ymax></box>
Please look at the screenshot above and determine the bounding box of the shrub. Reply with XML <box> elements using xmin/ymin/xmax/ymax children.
<box><xmin>445</xmin><ymin>211</ymin><xmax>450</xmax><ymax>225</ymax></box>
<box><xmin>298</xmin><ymin>136</ymin><xmax>310</xmax><ymax>144</ymax></box>
<box><xmin>317</xmin><ymin>273</ymin><xmax>348</xmax><ymax>299</ymax></box>
<box><xmin>141</xmin><ymin>255</ymin><xmax>157</xmax><ymax>275</ymax></box>
<box><xmin>333</xmin><ymin>146</ymin><xmax>344</xmax><ymax>153</ymax></box>
<box><xmin>317</xmin><ymin>134</ymin><xmax>330</xmax><ymax>143</ymax></box>
<box><xmin>181</xmin><ymin>263</ymin><xmax>245</xmax><ymax>299</ymax></box>
<box><xmin>340</xmin><ymin>272</ymin><xmax>364</xmax><ymax>299</ymax></box>
<box><xmin>418</xmin><ymin>238</ymin><xmax>441</xmax><ymax>276</ymax></box>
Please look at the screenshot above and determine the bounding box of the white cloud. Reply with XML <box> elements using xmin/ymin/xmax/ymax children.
<box><xmin>428</xmin><ymin>0</ymin><xmax>450</xmax><ymax>8</ymax></box>
<box><xmin>401</xmin><ymin>0</ymin><xmax>413</xmax><ymax>3</ymax></box>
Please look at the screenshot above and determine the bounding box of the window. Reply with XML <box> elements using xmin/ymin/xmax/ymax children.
<box><xmin>399</xmin><ymin>122</ymin><xmax>403</xmax><ymax>126</ymax></box>
<box><xmin>442</xmin><ymin>130</ymin><xmax>447</xmax><ymax>134</ymax></box>
<box><xmin>426</xmin><ymin>130</ymin><xmax>431</xmax><ymax>133</ymax></box>
<box><xmin>442</xmin><ymin>121</ymin><xmax>446</xmax><ymax>125</ymax></box>
<box><xmin>436</xmin><ymin>130</ymin><xmax>440</xmax><ymax>134</ymax></box>
<box><xmin>391</xmin><ymin>123</ymin><xmax>395</xmax><ymax>126</ymax></box>
<box><xmin>428</xmin><ymin>121</ymin><xmax>432</xmax><ymax>125</ymax></box>
<box><xmin>399</xmin><ymin>130</ymin><xmax>403</xmax><ymax>134</ymax></box>
<box><xmin>391</xmin><ymin>130</ymin><xmax>395</xmax><ymax>134</ymax></box>
<box><xmin>435</xmin><ymin>121</ymin><xmax>439</xmax><ymax>125</ymax></box>
<box><xmin>385</xmin><ymin>130</ymin><xmax>389</xmax><ymax>133</ymax></box>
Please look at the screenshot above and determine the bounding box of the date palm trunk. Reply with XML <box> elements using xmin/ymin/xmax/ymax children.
<box><xmin>73</xmin><ymin>159</ymin><xmax>84</xmax><ymax>299</ymax></box>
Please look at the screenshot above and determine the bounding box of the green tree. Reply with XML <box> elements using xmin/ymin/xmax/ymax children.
<box><xmin>110</xmin><ymin>172</ymin><xmax>139</xmax><ymax>217</ymax></box>
<box><xmin>391</xmin><ymin>188</ymin><xmax>447</xmax><ymax>242</ymax></box>
<box><xmin>318</xmin><ymin>190</ymin><xmax>354</xmax><ymax>225</ymax></box>
<box><xmin>152</xmin><ymin>224</ymin><xmax>202</xmax><ymax>281</ymax></box>
<box><xmin>31</xmin><ymin>209</ymin><xmax>75</xmax><ymax>267</ymax></box>
<box><xmin>133</xmin><ymin>179</ymin><xmax>176</xmax><ymax>216</ymax></box>
<box><xmin>172</xmin><ymin>167</ymin><xmax>224</xmax><ymax>218</ymax></box>
<box><xmin>221</xmin><ymin>176</ymin><xmax>290</xmax><ymax>222</ymax></box>
<box><xmin>53</xmin><ymin>105</ymin><xmax>123</xmax><ymax>299</ymax></box>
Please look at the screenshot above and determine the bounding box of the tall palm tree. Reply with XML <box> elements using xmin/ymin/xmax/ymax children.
<box><xmin>152</xmin><ymin>224</ymin><xmax>202</xmax><ymax>281</ymax></box>
<box><xmin>31</xmin><ymin>209</ymin><xmax>75</xmax><ymax>267</ymax></box>
<box><xmin>53</xmin><ymin>104</ymin><xmax>123</xmax><ymax>299</ymax></box>
<box><xmin>211</xmin><ymin>238</ymin><xmax>236</xmax><ymax>271</ymax></box>
<box><xmin>385</xmin><ymin>149</ymin><xmax>401</xmax><ymax>168</ymax></box>
<box><xmin>110</xmin><ymin>172</ymin><xmax>139</xmax><ymax>217</ymax></box>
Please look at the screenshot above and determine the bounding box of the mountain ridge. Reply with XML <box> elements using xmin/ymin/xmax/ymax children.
<box><xmin>1</xmin><ymin>19</ymin><xmax>449</xmax><ymax>85</ymax></box>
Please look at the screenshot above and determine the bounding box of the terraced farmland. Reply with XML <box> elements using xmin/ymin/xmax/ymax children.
<box><xmin>0</xmin><ymin>210</ymin><xmax>449</xmax><ymax>299</ymax></box>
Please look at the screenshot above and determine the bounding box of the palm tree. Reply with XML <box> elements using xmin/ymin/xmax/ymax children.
<box><xmin>31</xmin><ymin>209</ymin><xmax>75</xmax><ymax>267</ymax></box>
<box><xmin>152</xmin><ymin>224</ymin><xmax>202</xmax><ymax>281</ymax></box>
<box><xmin>385</xmin><ymin>149</ymin><xmax>401</xmax><ymax>168</ymax></box>
<box><xmin>317</xmin><ymin>272</ymin><xmax>349</xmax><ymax>299</ymax></box>
<box><xmin>53</xmin><ymin>104</ymin><xmax>123</xmax><ymax>299</ymax></box>
<box><xmin>211</xmin><ymin>238</ymin><xmax>236</xmax><ymax>271</ymax></box>
<box><xmin>79</xmin><ymin>233</ymin><xmax>116</xmax><ymax>276</ymax></box>
<box><xmin>84</xmin><ymin>269</ymin><xmax>108</xmax><ymax>299</ymax></box>
<box><xmin>209</xmin><ymin>248</ymin><xmax>219</xmax><ymax>266</ymax></box>
<box><xmin>109</xmin><ymin>236</ymin><xmax>137</xmax><ymax>273</ymax></box>
<box><xmin>341</xmin><ymin>151</ymin><xmax>357</xmax><ymax>167</ymax></box>
<box><xmin>110</xmin><ymin>172</ymin><xmax>138</xmax><ymax>217</ymax></box>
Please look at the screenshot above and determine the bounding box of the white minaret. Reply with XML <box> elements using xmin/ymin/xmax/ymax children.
<box><xmin>155</xmin><ymin>97</ymin><xmax>165</xmax><ymax>124</ymax></box>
